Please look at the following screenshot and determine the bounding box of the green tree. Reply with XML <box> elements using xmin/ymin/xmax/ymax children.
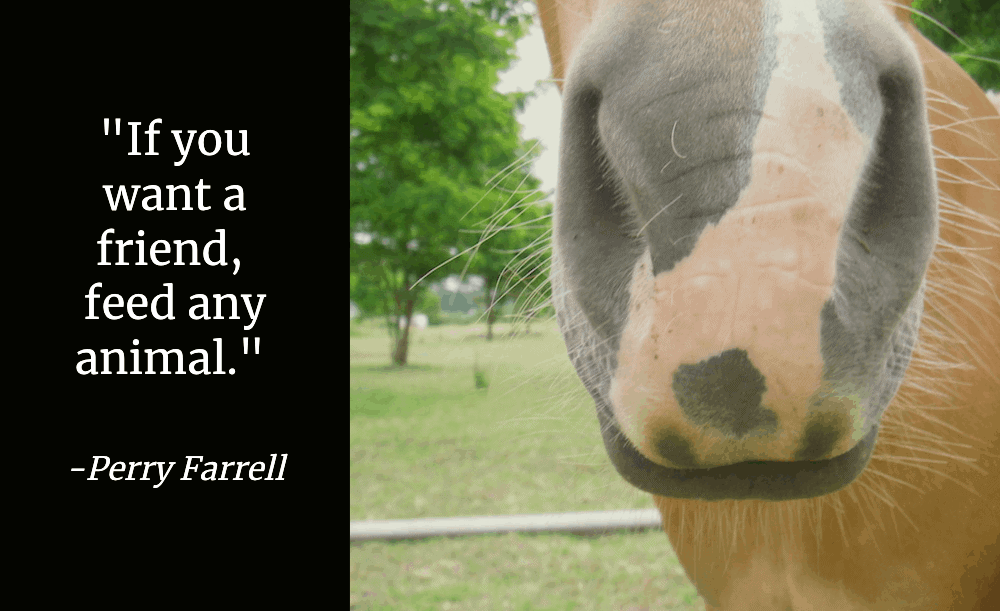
<box><xmin>912</xmin><ymin>0</ymin><xmax>999</xmax><ymax>91</ymax></box>
<box><xmin>350</xmin><ymin>0</ymin><xmax>537</xmax><ymax>365</ymax></box>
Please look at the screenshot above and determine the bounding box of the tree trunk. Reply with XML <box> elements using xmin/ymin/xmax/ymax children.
<box><xmin>393</xmin><ymin>296</ymin><xmax>415</xmax><ymax>366</ymax></box>
<box><xmin>384</xmin><ymin>314</ymin><xmax>399</xmax><ymax>361</ymax></box>
<box><xmin>383</xmin><ymin>268</ymin><xmax>401</xmax><ymax>362</ymax></box>
<box><xmin>486</xmin><ymin>283</ymin><xmax>497</xmax><ymax>341</ymax></box>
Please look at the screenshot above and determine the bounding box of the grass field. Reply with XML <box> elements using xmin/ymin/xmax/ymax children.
<box><xmin>350</xmin><ymin>319</ymin><xmax>706</xmax><ymax>610</ymax></box>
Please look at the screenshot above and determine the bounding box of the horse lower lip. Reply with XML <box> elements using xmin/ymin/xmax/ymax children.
<box><xmin>596</xmin><ymin>402</ymin><xmax>878</xmax><ymax>501</ymax></box>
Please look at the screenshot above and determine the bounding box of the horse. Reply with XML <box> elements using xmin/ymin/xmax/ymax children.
<box><xmin>537</xmin><ymin>0</ymin><xmax>1000</xmax><ymax>608</ymax></box>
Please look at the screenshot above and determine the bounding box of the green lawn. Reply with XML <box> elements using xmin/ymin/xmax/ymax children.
<box><xmin>350</xmin><ymin>319</ymin><xmax>705</xmax><ymax>610</ymax></box>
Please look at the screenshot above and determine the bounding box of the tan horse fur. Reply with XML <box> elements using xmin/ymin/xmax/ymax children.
<box><xmin>539</xmin><ymin>0</ymin><xmax>1000</xmax><ymax>608</ymax></box>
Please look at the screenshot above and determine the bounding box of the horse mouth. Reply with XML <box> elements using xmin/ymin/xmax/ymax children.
<box><xmin>596</xmin><ymin>399</ymin><xmax>878</xmax><ymax>501</ymax></box>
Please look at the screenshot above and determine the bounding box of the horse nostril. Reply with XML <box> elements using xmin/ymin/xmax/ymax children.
<box><xmin>671</xmin><ymin>349</ymin><xmax>777</xmax><ymax>439</ymax></box>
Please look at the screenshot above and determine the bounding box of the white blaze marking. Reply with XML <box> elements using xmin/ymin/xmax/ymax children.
<box><xmin>773</xmin><ymin>0</ymin><xmax>840</xmax><ymax>105</ymax></box>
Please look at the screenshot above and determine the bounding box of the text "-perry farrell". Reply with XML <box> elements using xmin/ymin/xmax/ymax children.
<box><xmin>81</xmin><ymin>454</ymin><xmax>288</xmax><ymax>488</ymax></box>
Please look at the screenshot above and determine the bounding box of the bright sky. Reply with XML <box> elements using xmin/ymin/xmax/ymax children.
<box><xmin>496</xmin><ymin>16</ymin><xmax>563</xmax><ymax>202</ymax></box>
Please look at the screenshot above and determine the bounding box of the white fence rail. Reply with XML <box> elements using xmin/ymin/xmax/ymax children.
<box><xmin>350</xmin><ymin>509</ymin><xmax>663</xmax><ymax>541</ymax></box>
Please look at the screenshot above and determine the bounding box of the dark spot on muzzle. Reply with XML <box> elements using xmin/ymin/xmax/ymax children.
<box><xmin>652</xmin><ymin>429</ymin><xmax>700</xmax><ymax>469</ymax></box>
<box><xmin>672</xmin><ymin>349</ymin><xmax>777</xmax><ymax>438</ymax></box>
<box><xmin>795</xmin><ymin>410</ymin><xmax>848</xmax><ymax>461</ymax></box>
